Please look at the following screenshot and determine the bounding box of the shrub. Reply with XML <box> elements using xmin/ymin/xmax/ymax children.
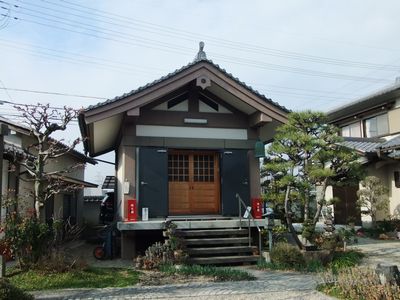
<box><xmin>328</xmin><ymin>250</ymin><xmax>364</xmax><ymax>273</ymax></box>
<box><xmin>136</xmin><ymin>221</ymin><xmax>188</xmax><ymax>270</ymax></box>
<box><xmin>320</xmin><ymin>267</ymin><xmax>400</xmax><ymax>300</ymax></box>
<box><xmin>305</xmin><ymin>259</ymin><xmax>324</xmax><ymax>272</ymax></box>
<box><xmin>33</xmin><ymin>251</ymin><xmax>88</xmax><ymax>274</ymax></box>
<box><xmin>0</xmin><ymin>278</ymin><xmax>33</xmax><ymax>300</ymax></box>
<box><xmin>270</xmin><ymin>242</ymin><xmax>306</xmax><ymax>270</ymax></box>
<box><xmin>302</xmin><ymin>219</ymin><xmax>315</xmax><ymax>241</ymax></box>
<box><xmin>135</xmin><ymin>242</ymin><xmax>172</xmax><ymax>270</ymax></box>
<box><xmin>262</xmin><ymin>225</ymin><xmax>288</xmax><ymax>250</ymax></box>
<box><xmin>272</xmin><ymin>224</ymin><xmax>288</xmax><ymax>244</ymax></box>
<box><xmin>159</xmin><ymin>264</ymin><xmax>255</xmax><ymax>281</ymax></box>
<box><xmin>337</xmin><ymin>228</ymin><xmax>356</xmax><ymax>243</ymax></box>
<box><xmin>315</xmin><ymin>233</ymin><xmax>340</xmax><ymax>251</ymax></box>
<box><xmin>2</xmin><ymin>212</ymin><xmax>53</xmax><ymax>268</ymax></box>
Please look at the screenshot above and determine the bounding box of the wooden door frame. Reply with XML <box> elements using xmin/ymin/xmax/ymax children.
<box><xmin>168</xmin><ymin>149</ymin><xmax>221</xmax><ymax>215</ymax></box>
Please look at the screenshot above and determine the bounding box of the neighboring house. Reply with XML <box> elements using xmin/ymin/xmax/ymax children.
<box><xmin>327</xmin><ymin>78</ymin><xmax>400</xmax><ymax>225</ymax></box>
<box><xmin>0</xmin><ymin>116</ymin><xmax>97</xmax><ymax>225</ymax></box>
<box><xmin>79</xmin><ymin>44</ymin><xmax>289</xmax><ymax>259</ymax></box>
<box><xmin>83</xmin><ymin>175</ymin><xmax>115</xmax><ymax>225</ymax></box>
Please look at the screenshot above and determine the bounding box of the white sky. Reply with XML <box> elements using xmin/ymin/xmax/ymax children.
<box><xmin>1</xmin><ymin>0</ymin><xmax>400</xmax><ymax>183</ymax></box>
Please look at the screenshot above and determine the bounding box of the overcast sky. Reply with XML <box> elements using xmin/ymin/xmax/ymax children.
<box><xmin>1</xmin><ymin>0</ymin><xmax>400</xmax><ymax>183</ymax></box>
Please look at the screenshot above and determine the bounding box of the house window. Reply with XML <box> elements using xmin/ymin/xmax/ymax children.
<box><xmin>168</xmin><ymin>154</ymin><xmax>189</xmax><ymax>182</ymax></box>
<box><xmin>193</xmin><ymin>154</ymin><xmax>214</xmax><ymax>182</ymax></box>
<box><xmin>341</xmin><ymin>122</ymin><xmax>361</xmax><ymax>137</ymax></box>
<box><xmin>364</xmin><ymin>114</ymin><xmax>389</xmax><ymax>137</ymax></box>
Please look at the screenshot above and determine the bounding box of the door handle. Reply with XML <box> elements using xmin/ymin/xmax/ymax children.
<box><xmin>242</xmin><ymin>179</ymin><xmax>248</xmax><ymax>185</ymax></box>
<box><xmin>140</xmin><ymin>181</ymin><xmax>148</xmax><ymax>186</ymax></box>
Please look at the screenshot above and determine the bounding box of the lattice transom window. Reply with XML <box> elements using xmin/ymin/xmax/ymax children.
<box><xmin>168</xmin><ymin>154</ymin><xmax>189</xmax><ymax>182</ymax></box>
<box><xmin>194</xmin><ymin>154</ymin><xmax>214</xmax><ymax>182</ymax></box>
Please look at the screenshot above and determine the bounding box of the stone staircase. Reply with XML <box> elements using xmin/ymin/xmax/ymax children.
<box><xmin>177</xmin><ymin>228</ymin><xmax>260</xmax><ymax>265</ymax></box>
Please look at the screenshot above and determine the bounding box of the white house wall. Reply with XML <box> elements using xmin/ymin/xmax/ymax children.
<box><xmin>45</xmin><ymin>154</ymin><xmax>85</xmax><ymax>181</ymax></box>
<box><xmin>136</xmin><ymin>125</ymin><xmax>248</xmax><ymax>140</ymax></box>
<box><xmin>388</xmin><ymin>106</ymin><xmax>400</xmax><ymax>134</ymax></box>
<box><xmin>385</xmin><ymin>163</ymin><xmax>400</xmax><ymax>218</ymax></box>
<box><xmin>116</xmin><ymin>142</ymin><xmax>125</xmax><ymax>221</ymax></box>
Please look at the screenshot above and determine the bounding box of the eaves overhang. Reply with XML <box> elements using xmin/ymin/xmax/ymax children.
<box><xmin>327</xmin><ymin>83</ymin><xmax>400</xmax><ymax>123</ymax></box>
<box><xmin>78</xmin><ymin>59</ymin><xmax>290</xmax><ymax>156</ymax></box>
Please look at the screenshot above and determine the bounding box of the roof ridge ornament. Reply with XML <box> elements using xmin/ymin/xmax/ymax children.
<box><xmin>194</xmin><ymin>41</ymin><xmax>207</xmax><ymax>62</ymax></box>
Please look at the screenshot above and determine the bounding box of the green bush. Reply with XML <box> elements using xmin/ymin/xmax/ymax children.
<box><xmin>0</xmin><ymin>278</ymin><xmax>33</xmax><ymax>300</ymax></box>
<box><xmin>305</xmin><ymin>259</ymin><xmax>324</xmax><ymax>272</ymax></box>
<box><xmin>302</xmin><ymin>219</ymin><xmax>315</xmax><ymax>241</ymax></box>
<box><xmin>270</xmin><ymin>242</ymin><xmax>306</xmax><ymax>270</ymax></box>
<box><xmin>159</xmin><ymin>264</ymin><xmax>255</xmax><ymax>281</ymax></box>
<box><xmin>328</xmin><ymin>250</ymin><xmax>364</xmax><ymax>273</ymax></box>
<box><xmin>3</xmin><ymin>212</ymin><xmax>53</xmax><ymax>268</ymax></box>
<box><xmin>317</xmin><ymin>234</ymin><xmax>340</xmax><ymax>251</ymax></box>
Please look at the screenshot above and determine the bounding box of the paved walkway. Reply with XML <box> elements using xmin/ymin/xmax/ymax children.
<box><xmin>30</xmin><ymin>237</ymin><xmax>400</xmax><ymax>299</ymax></box>
<box><xmin>34</xmin><ymin>236</ymin><xmax>399</xmax><ymax>300</ymax></box>
<box><xmin>348</xmin><ymin>237</ymin><xmax>400</xmax><ymax>267</ymax></box>
<box><xmin>32</xmin><ymin>270</ymin><xmax>333</xmax><ymax>300</ymax></box>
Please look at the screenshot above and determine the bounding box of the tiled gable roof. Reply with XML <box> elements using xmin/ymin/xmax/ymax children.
<box><xmin>85</xmin><ymin>59</ymin><xmax>290</xmax><ymax>113</ymax></box>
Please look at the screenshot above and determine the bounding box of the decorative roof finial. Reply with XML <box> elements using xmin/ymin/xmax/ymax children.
<box><xmin>194</xmin><ymin>41</ymin><xmax>207</xmax><ymax>62</ymax></box>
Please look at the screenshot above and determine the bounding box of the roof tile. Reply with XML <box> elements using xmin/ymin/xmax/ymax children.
<box><xmin>85</xmin><ymin>59</ymin><xmax>290</xmax><ymax>113</ymax></box>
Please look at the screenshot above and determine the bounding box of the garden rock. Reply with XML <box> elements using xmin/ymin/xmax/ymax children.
<box><xmin>378</xmin><ymin>233</ymin><xmax>390</xmax><ymax>240</ymax></box>
<box><xmin>375</xmin><ymin>264</ymin><xmax>400</xmax><ymax>286</ymax></box>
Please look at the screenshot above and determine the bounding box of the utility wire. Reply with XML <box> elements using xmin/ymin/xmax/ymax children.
<box><xmin>0</xmin><ymin>79</ymin><xmax>13</xmax><ymax>101</ymax></box>
<box><xmin>55</xmin><ymin>0</ymin><xmax>400</xmax><ymax>54</ymax></box>
<box><xmin>0</xmin><ymin>12</ymin><xmax>391</xmax><ymax>84</ymax></box>
<box><xmin>1</xmin><ymin>1</ymin><xmax>396</xmax><ymax>83</ymax></box>
<box><xmin>0</xmin><ymin>41</ymin><xmax>165</xmax><ymax>77</ymax></box>
<box><xmin>0</xmin><ymin>87</ymin><xmax>107</xmax><ymax>99</ymax></box>
<box><xmin>0</xmin><ymin>38</ymin><xmax>168</xmax><ymax>72</ymax></box>
<box><xmin>9</xmin><ymin>1</ymin><xmax>400</xmax><ymax>71</ymax></box>
<box><xmin>0</xmin><ymin>37</ymin><xmax>368</xmax><ymax>99</ymax></box>
<box><xmin>23</xmin><ymin>0</ymin><xmax>400</xmax><ymax>69</ymax></box>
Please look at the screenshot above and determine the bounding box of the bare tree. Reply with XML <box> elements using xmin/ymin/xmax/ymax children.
<box><xmin>12</xmin><ymin>103</ymin><xmax>84</xmax><ymax>219</ymax></box>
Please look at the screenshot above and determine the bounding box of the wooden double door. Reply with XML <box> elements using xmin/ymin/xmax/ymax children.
<box><xmin>168</xmin><ymin>150</ymin><xmax>220</xmax><ymax>215</ymax></box>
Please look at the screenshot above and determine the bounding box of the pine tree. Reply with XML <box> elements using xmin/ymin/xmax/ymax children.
<box><xmin>263</xmin><ymin>111</ymin><xmax>361</xmax><ymax>248</ymax></box>
<box><xmin>357</xmin><ymin>176</ymin><xmax>389</xmax><ymax>229</ymax></box>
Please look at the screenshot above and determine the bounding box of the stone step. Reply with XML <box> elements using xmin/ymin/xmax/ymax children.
<box><xmin>187</xmin><ymin>246</ymin><xmax>256</xmax><ymax>256</ymax></box>
<box><xmin>178</xmin><ymin>229</ymin><xmax>248</xmax><ymax>237</ymax></box>
<box><xmin>183</xmin><ymin>237</ymin><xmax>249</xmax><ymax>246</ymax></box>
<box><xmin>188</xmin><ymin>255</ymin><xmax>260</xmax><ymax>265</ymax></box>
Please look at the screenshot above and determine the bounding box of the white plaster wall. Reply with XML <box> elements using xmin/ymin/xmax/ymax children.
<box><xmin>116</xmin><ymin>143</ymin><xmax>125</xmax><ymax>221</ymax></box>
<box><xmin>45</xmin><ymin>154</ymin><xmax>85</xmax><ymax>181</ymax></box>
<box><xmin>386</xmin><ymin>163</ymin><xmax>400</xmax><ymax>218</ymax></box>
<box><xmin>17</xmin><ymin>176</ymin><xmax>35</xmax><ymax>216</ymax></box>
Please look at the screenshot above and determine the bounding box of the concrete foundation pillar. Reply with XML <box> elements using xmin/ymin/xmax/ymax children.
<box><xmin>121</xmin><ymin>231</ymin><xmax>136</xmax><ymax>260</ymax></box>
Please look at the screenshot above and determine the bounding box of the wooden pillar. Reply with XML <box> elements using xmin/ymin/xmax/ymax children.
<box><xmin>248</xmin><ymin>150</ymin><xmax>261</xmax><ymax>198</ymax></box>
